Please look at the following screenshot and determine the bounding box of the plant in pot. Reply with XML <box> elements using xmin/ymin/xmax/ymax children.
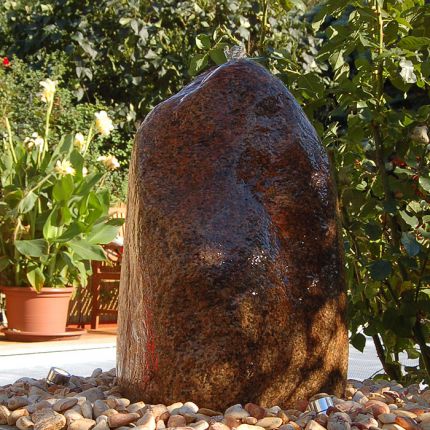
<box><xmin>0</xmin><ymin>77</ymin><xmax>123</xmax><ymax>341</ymax></box>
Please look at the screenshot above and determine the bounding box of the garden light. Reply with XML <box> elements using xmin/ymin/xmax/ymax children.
<box><xmin>46</xmin><ymin>367</ymin><xmax>71</xmax><ymax>386</ymax></box>
<box><xmin>308</xmin><ymin>396</ymin><xmax>334</xmax><ymax>414</ymax></box>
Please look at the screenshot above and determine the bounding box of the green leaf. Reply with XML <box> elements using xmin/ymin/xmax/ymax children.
<box><xmin>329</xmin><ymin>49</ymin><xmax>345</xmax><ymax>71</ymax></box>
<box><xmin>196</xmin><ymin>34</ymin><xmax>211</xmax><ymax>50</ymax></box>
<box><xmin>369</xmin><ymin>260</ymin><xmax>392</xmax><ymax>281</ymax></box>
<box><xmin>350</xmin><ymin>333</ymin><xmax>366</xmax><ymax>352</ymax></box>
<box><xmin>0</xmin><ymin>257</ymin><xmax>11</xmax><ymax>272</ymax></box>
<box><xmin>15</xmin><ymin>239</ymin><xmax>48</xmax><ymax>257</ymax></box>
<box><xmin>400</xmin><ymin>210</ymin><xmax>419</xmax><ymax>227</ymax></box>
<box><xmin>87</xmin><ymin>221</ymin><xmax>122</xmax><ymax>245</ymax></box>
<box><xmin>401</xmin><ymin>232</ymin><xmax>421</xmax><ymax>257</ymax></box>
<box><xmin>54</xmin><ymin>222</ymin><xmax>85</xmax><ymax>243</ymax></box>
<box><xmin>398</xmin><ymin>36</ymin><xmax>430</xmax><ymax>50</ymax></box>
<box><xmin>17</xmin><ymin>192</ymin><xmax>38</xmax><ymax>214</ymax></box>
<box><xmin>419</xmin><ymin>176</ymin><xmax>430</xmax><ymax>192</ymax></box>
<box><xmin>53</xmin><ymin>175</ymin><xmax>74</xmax><ymax>202</ymax></box>
<box><xmin>209</xmin><ymin>46</ymin><xmax>227</xmax><ymax>65</ymax></box>
<box><xmin>43</xmin><ymin>209</ymin><xmax>63</xmax><ymax>240</ymax></box>
<box><xmin>76</xmin><ymin>172</ymin><xmax>103</xmax><ymax>196</ymax></box>
<box><xmin>188</xmin><ymin>53</ymin><xmax>208</xmax><ymax>76</ymax></box>
<box><xmin>26</xmin><ymin>267</ymin><xmax>45</xmax><ymax>291</ymax></box>
<box><xmin>69</xmin><ymin>239</ymin><xmax>106</xmax><ymax>261</ymax></box>
<box><xmin>46</xmin><ymin>134</ymin><xmax>74</xmax><ymax>170</ymax></box>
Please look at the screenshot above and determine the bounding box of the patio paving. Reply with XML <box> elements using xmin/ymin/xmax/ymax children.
<box><xmin>0</xmin><ymin>326</ymin><xmax>116</xmax><ymax>386</ymax></box>
<box><xmin>0</xmin><ymin>331</ymin><xmax>417</xmax><ymax>389</ymax></box>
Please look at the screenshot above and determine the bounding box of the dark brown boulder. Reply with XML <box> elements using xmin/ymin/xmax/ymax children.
<box><xmin>117</xmin><ymin>59</ymin><xmax>348</xmax><ymax>409</ymax></box>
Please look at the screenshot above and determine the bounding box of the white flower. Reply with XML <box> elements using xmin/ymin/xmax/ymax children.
<box><xmin>39</xmin><ymin>78</ymin><xmax>57</xmax><ymax>103</ymax></box>
<box><xmin>95</xmin><ymin>111</ymin><xmax>114</xmax><ymax>137</ymax></box>
<box><xmin>97</xmin><ymin>154</ymin><xmax>120</xmax><ymax>170</ymax></box>
<box><xmin>24</xmin><ymin>132</ymin><xmax>44</xmax><ymax>150</ymax></box>
<box><xmin>54</xmin><ymin>159</ymin><xmax>76</xmax><ymax>176</ymax></box>
<box><xmin>82</xmin><ymin>167</ymin><xmax>88</xmax><ymax>176</ymax></box>
<box><xmin>74</xmin><ymin>132</ymin><xmax>86</xmax><ymax>151</ymax></box>
<box><xmin>410</xmin><ymin>125</ymin><xmax>429</xmax><ymax>144</ymax></box>
<box><xmin>399</xmin><ymin>59</ymin><xmax>417</xmax><ymax>84</ymax></box>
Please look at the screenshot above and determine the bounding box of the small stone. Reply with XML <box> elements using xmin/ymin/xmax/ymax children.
<box><xmin>64</xmin><ymin>410</ymin><xmax>85</xmax><ymax>426</ymax></box>
<box><xmin>33</xmin><ymin>409</ymin><xmax>66</xmax><ymax>430</ymax></box>
<box><xmin>209</xmin><ymin>423</ymin><xmax>231</xmax><ymax>430</ymax></box>
<box><xmin>418</xmin><ymin>414</ymin><xmax>430</xmax><ymax>424</ymax></box>
<box><xmin>128</xmin><ymin>402</ymin><xmax>146</xmax><ymax>413</ymax></box>
<box><xmin>365</xmin><ymin>402</ymin><xmax>390</xmax><ymax>419</ymax></box>
<box><xmin>78</xmin><ymin>388</ymin><xmax>105</xmax><ymax>403</ymax></box>
<box><xmin>53</xmin><ymin>397</ymin><xmax>79</xmax><ymax>413</ymax></box>
<box><xmin>225</xmin><ymin>405</ymin><xmax>250</xmax><ymax>420</ymax></box>
<box><xmin>93</xmin><ymin>421</ymin><xmax>110</xmax><ymax>430</ymax></box>
<box><xmin>354</xmin><ymin>415</ymin><xmax>378</xmax><ymax>429</ymax></box>
<box><xmin>8</xmin><ymin>408</ymin><xmax>30</xmax><ymax>426</ymax></box>
<box><xmin>103</xmin><ymin>408</ymin><xmax>119</xmax><ymax>418</ymax></box>
<box><xmin>306</xmin><ymin>420</ymin><xmax>327</xmax><ymax>430</ymax></box>
<box><xmin>353</xmin><ymin>393</ymin><xmax>370</xmax><ymax>405</ymax></box>
<box><xmin>379</xmin><ymin>415</ymin><xmax>397</xmax><ymax>424</ymax></box>
<box><xmin>149</xmin><ymin>404</ymin><xmax>168</xmax><ymax>419</ymax></box>
<box><xmin>190</xmin><ymin>420</ymin><xmax>210</xmax><ymax>430</ymax></box>
<box><xmin>96</xmin><ymin>416</ymin><xmax>108</xmax><ymax>424</ymax></box>
<box><xmin>169</xmin><ymin>415</ymin><xmax>188</xmax><ymax>427</ymax></box>
<box><xmin>177</xmin><ymin>403</ymin><xmax>200</xmax><ymax>415</ymax></box>
<box><xmin>199</xmin><ymin>409</ymin><xmax>223</xmax><ymax>417</ymax></box>
<box><xmin>81</xmin><ymin>400</ymin><xmax>93</xmax><ymax>419</ymax></box>
<box><xmin>281</xmin><ymin>425</ymin><xmax>300</xmax><ymax>430</ymax></box>
<box><xmin>236</xmin><ymin>425</ymin><xmax>265</xmax><ymax>430</ymax></box>
<box><xmin>115</xmin><ymin>398</ymin><xmax>131</xmax><ymax>410</ymax></box>
<box><xmin>168</xmin><ymin>403</ymin><xmax>184</xmax><ymax>413</ymax></box>
<box><xmin>315</xmin><ymin>415</ymin><xmax>328</xmax><ymax>428</ymax></box>
<box><xmin>393</xmin><ymin>412</ymin><xmax>417</xmax><ymax>420</ymax></box>
<box><xmin>295</xmin><ymin>412</ymin><xmax>317</xmax><ymax>428</ymax></box>
<box><xmin>91</xmin><ymin>368</ymin><xmax>103</xmax><ymax>378</ymax></box>
<box><xmin>158</xmin><ymin>419</ymin><xmax>166</xmax><ymax>429</ymax></box>
<box><xmin>346</xmin><ymin>388</ymin><xmax>357</xmax><ymax>399</ymax></box>
<box><xmin>394</xmin><ymin>416</ymin><xmax>420</xmax><ymax>430</ymax></box>
<box><xmin>224</xmin><ymin>416</ymin><xmax>242</xmax><ymax>428</ymax></box>
<box><xmin>278</xmin><ymin>412</ymin><xmax>289</xmax><ymax>425</ymax></box>
<box><xmin>256</xmin><ymin>417</ymin><xmax>283</xmax><ymax>429</ymax></box>
<box><xmin>381</xmin><ymin>425</ymin><xmax>404</xmax><ymax>430</ymax></box>
<box><xmin>93</xmin><ymin>400</ymin><xmax>109</xmax><ymax>418</ymax></box>
<box><xmin>8</xmin><ymin>396</ymin><xmax>30</xmax><ymax>410</ymax></box>
<box><xmin>327</xmin><ymin>413</ymin><xmax>352</xmax><ymax>430</ymax></box>
<box><xmin>0</xmin><ymin>405</ymin><xmax>10</xmax><ymax>424</ymax></box>
<box><xmin>245</xmin><ymin>418</ymin><xmax>259</xmax><ymax>425</ymax></box>
<box><xmin>136</xmin><ymin>412</ymin><xmax>156</xmax><ymax>430</ymax></box>
<box><xmin>266</xmin><ymin>408</ymin><xmax>282</xmax><ymax>417</ymax></box>
<box><xmin>108</xmin><ymin>412</ymin><xmax>140</xmax><ymax>428</ymax></box>
<box><xmin>16</xmin><ymin>416</ymin><xmax>34</xmax><ymax>430</ymax></box>
<box><xmin>245</xmin><ymin>404</ymin><xmax>266</xmax><ymax>420</ymax></box>
<box><xmin>68</xmin><ymin>418</ymin><xmax>96</xmax><ymax>430</ymax></box>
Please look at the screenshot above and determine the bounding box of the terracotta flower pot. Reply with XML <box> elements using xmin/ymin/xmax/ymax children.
<box><xmin>1</xmin><ymin>286</ymin><xmax>74</xmax><ymax>335</ymax></box>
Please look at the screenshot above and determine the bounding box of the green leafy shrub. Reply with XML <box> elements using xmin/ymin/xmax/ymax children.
<box><xmin>0</xmin><ymin>57</ymin><xmax>131</xmax><ymax>202</ymax></box>
<box><xmin>192</xmin><ymin>0</ymin><xmax>430</xmax><ymax>383</ymax></box>
<box><xmin>0</xmin><ymin>78</ymin><xmax>123</xmax><ymax>290</ymax></box>
<box><xmin>278</xmin><ymin>0</ymin><xmax>430</xmax><ymax>383</ymax></box>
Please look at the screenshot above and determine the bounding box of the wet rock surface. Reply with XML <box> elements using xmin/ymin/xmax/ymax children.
<box><xmin>1</xmin><ymin>371</ymin><xmax>430</xmax><ymax>430</ymax></box>
<box><xmin>118</xmin><ymin>59</ymin><xmax>348</xmax><ymax>408</ymax></box>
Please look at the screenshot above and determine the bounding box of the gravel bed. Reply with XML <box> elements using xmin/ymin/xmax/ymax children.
<box><xmin>0</xmin><ymin>369</ymin><xmax>429</xmax><ymax>430</ymax></box>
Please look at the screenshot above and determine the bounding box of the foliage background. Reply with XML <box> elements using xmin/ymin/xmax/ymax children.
<box><xmin>1</xmin><ymin>0</ymin><xmax>430</xmax><ymax>383</ymax></box>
